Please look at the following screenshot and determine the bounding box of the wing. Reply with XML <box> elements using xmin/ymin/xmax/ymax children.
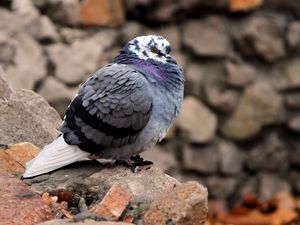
<box><xmin>61</xmin><ymin>64</ymin><xmax>153</xmax><ymax>154</ymax></box>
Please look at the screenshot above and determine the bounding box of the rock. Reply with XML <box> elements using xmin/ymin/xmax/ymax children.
<box><xmin>204</xmin><ymin>81</ymin><xmax>239</xmax><ymax>113</ymax></box>
<box><xmin>225</xmin><ymin>61</ymin><xmax>257</xmax><ymax>87</ymax></box>
<box><xmin>0</xmin><ymin>33</ymin><xmax>16</xmax><ymax>69</ymax></box>
<box><xmin>258</xmin><ymin>173</ymin><xmax>291</xmax><ymax>200</ymax></box>
<box><xmin>288</xmin><ymin>114</ymin><xmax>300</xmax><ymax>133</ymax></box>
<box><xmin>183</xmin><ymin>17</ymin><xmax>231</xmax><ymax>57</ymax></box>
<box><xmin>141</xmin><ymin>145</ymin><xmax>177</xmax><ymax>172</ymax></box>
<box><xmin>80</xmin><ymin>0</ymin><xmax>125</xmax><ymax>27</ymax></box>
<box><xmin>176</xmin><ymin>96</ymin><xmax>217</xmax><ymax>143</ymax></box>
<box><xmin>93</xmin><ymin>183</ymin><xmax>131</xmax><ymax>220</ymax></box>
<box><xmin>5</xmin><ymin>33</ymin><xmax>46</xmax><ymax>90</ymax></box>
<box><xmin>39</xmin><ymin>220</ymin><xmax>132</xmax><ymax>225</ymax></box>
<box><xmin>182</xmin><ymin>144</ymin><xmax>218</xmax><ymax>174</ymax></box>
<box><xmin>246</xmin><ymin>133</ymin><xmax>289</xmax><ymax>172</ymax></box>
<box><xmin>205</xmin><ymin>176</ymin><xmax>237</xmax><ymax>199</ymax></box>
<box><xmin>233</xmin><ymin>14</ymin><xmax>286</xmax><ymax>62</ymax></box>
<box><xmin>33</xmin><ymin>0</ymin><xmax>80</xmax><ymax>26</ymax></box>
<box><xmin>0</xmin><ymin>65</ymin><xmax>13</xmax><ymax>98</ymax></box>
<box><xmin>47</xmin><ymin>38</ymin><xmax>102</xmax><ymax>84</ymax></box>
<box><xmin>91</xmin><ymin>30</ymin><xmax>119</xmax><ymax>51</ymax></box>
<box><xmin>229</xmin><ymin>0</ymin><xmax>263</xmax><ymax>12</ymax></box>
<box><xmin>25</xmin><ymin>163</ymin><xmax>180</xmax><ymax>206</ymax></box>
<box><xmin>221</xmin><ymin>83</ymin><xmax>283</xmax><ymax>140</ymax></box>
<box><xmin>218</xmin><ymin>140</ymin><xmax>244</xmax><ymax>175</ymax></box>
<box><xmin>143</xmin><ymin>181</ymin><xmax>208</xmax><ymax>225</ymax></box>
<box><xmin>0</xmin><ymin>89</ymin><xmax>61</xmax><ymax>147</ymax></box>
<box><xmin>60</xmin><ymin>27</ymin><xmax>89</xmax><ymax>44</ymax></box>
<box><xmin>38</xmin><ymin>16</ymin><xmax>60</xmax><ymax>43</ymax></box>
<box><xmin>120</xmin><ymin>21</ymin><xmax>144</xmax><ymax>44</ymax></box>
<box><xmin>287</xmin><ymin>21</ymin><xmax>300</xmax><ymax>51</ymax></box>
<box><xmin>0</xmin><ymin>172</ymin><xmax>53</xmax><ymax>224</ymax></box>
<box><xmin>271</xmin><ymin>58</ymin><xmax>300</xmax><ymax>90</ymax></box>
<box><xmin>285</xmin><ymin>93</ymin><xmax>300</xmax><ymax>110</ymax></box>
<box><xmin>185</xmin><ymin>62</ymin><xmax>204</xmax><ymax>97</ymax></box>
<box><xmin>37</xmin><ymin>77</ymin><xmax>76</xmax><ymax>116</ymax></box>
<box><xmin>0</xmin><ymin>142</ymin><xmax>39</xmax><ymax>174</ymax></box>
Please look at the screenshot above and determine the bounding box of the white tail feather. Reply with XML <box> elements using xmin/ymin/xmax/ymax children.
<box><xmin>23</xmin><ymin>135</ymin><xmax>90</xmax><ymax>178</ymax></box>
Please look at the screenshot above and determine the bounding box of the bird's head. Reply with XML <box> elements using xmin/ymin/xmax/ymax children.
<box><xmin>114</xmin><ymin>35</ymin><xmax>184</xmax><ymax>90</ymax></box>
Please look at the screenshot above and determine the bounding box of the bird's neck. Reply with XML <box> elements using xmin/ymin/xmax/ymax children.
<box><xmin>114</xmin><ymin>51</ymin><xmax>184</xmax><ymax>93</ymax></box>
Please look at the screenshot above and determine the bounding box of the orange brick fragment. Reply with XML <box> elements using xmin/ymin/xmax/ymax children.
<box><xmin>93</xmin><ymin>183</ymin><xmax>132</xmax><ymax>220</ymax></box>
<box><xmin>229</xmin><ymin>0</ymin><xmax>263</xmax><ymax>12</ymax></box>
<box><xmin>80</xmin><ymin>0</ymin><xmax>125</xmax><ymax>27</ymax></box>
<box><xmin>0</xmin><ymin>142</ymin><xmax>40</xmax><ymax>174</ymax></box>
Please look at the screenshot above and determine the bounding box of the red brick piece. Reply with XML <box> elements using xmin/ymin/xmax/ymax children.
<box><xmin>93</xmin><ymin>183</ymin><xmax>132</xmax><ymax>220</ymax></box>
<box><xmin>80</xmin><ymin>0</ymin><xmax>125</xmax><ymax>27</ymax></box>
<box><xmin>0</xmin><ymin>172</ymin><xmax>53</xmax><ymax>225</ymax></box>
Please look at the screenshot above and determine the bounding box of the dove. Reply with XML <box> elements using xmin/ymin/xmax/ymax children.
<box><xmin>23</xmin><ymin>35</ymin><xmax>185</xmax><ymax>178</ymax></box>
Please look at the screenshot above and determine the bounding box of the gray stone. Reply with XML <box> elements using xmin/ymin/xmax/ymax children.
<box><xmin>5</xmin><ymin>33</ymin><xmax>46</xmax><ymax>90</ymax></box>
<box><xmin>0</xmin><ymin>33</ymin><xmax>16</xmax><ymax>69</ymax></box>
<box><xmin>0</xmin><ymin>65</ymin><xmax>13</xmax><ymax>99</ymax></box>
<box><xmin>225</xmin><ymin>61</ymin><xmax>257</xmax><ymax>88</ymax></box>
<box><xmin>218</xmin><ymin>140</ymin><xmax>244</xmax><ymax>175</ymax></box>
<box><xmin>221</xmin><ymin>83</ymin><xmax>283</xmax><ymax>140</ymax></box>
<box><xmin>33</xmin><ymin>0</ymin><xmax>80</xmax><ymax>26</ymax></box>
<box><xmin>204</xmin><ymin>81</ymin><xmax>239</xmax><ymax>113</ymax></box>
<box><xmin>91</xmin><ymin>30</ymin><xmax>119</xmax><ymax>51</ymax></box>
<box><xmin>37</xmin><ymin>77</ymin><xmax>76</xmax><ymax>116</ymax></box>
<box><xmin>205</xmin><ymin>176</ymin><xmax>237</xmax><ymax>199</ymax></box>
<box><xmin>143</xmin><ymin>181</ymin><xmax>208</xmax><ymax>225</ymax></box>
<box><xmin>246</xmin><ymin>133</ymin><xmax>289</xmax><ymax>172</ymax></box>
<box><xmin>183</xmin><ymin>17</ymin><xmax>231</xmax><ymax>57</ymax></box>
<box><xmin>287</xmin><ymin>21</ymin><xmax>300</xmax><ymax>51</ymax></box>
<box><xmin>141</xmin><ymin>145</ymin><xmax>177</xmax><ymax>172</ymax></box>
<box><xmin>185</xmin><ymin>62</ymin><xmax>204</xmax><ymax>97</ymax></box>
<box><xmin>0</xmin><ymin>89</ymin><xmax>61</xmax><ymax>147</ymax></box>
<box><xmin>238</xmin><ymin>176</ymin><xmax>258</xmax><ymax>197</ymax></box>
<box><xmin>176</xmin><ymin>96</ymin><xmax>217</xmax><ymax>143</ymax></box>
<box><xmin>271</xmin><ymin>58</ymin><xmax>300</xmax><ymax>90</ymax></box>
<box><xmin>182</xmin><ymin>144</ymin><xmax>218</xmax><ymax>174</ymax></box>
<box><xmin>258</xmin><ymin>173</ymin><xmax>291</xmax><ymax>200</ymax></box>
<box><xmin>285</xmin><ymin>93</ymin><xmax>300</xmax><ymax>110</ymax></box>
<box><xmin>26</xmin><ymin>163</ymin><xmax>179</xmax><ymax>206</ymax></box>
<box><xmin>37</xmin><ymin>16</ymin><xmax>60</xmax><ymax>42</ymax></box>
<box><xmin>201</xmin><ymin>62</ymin><xmax>239</xmax><ymax>113</ymax></box>
<box><xmin>120</xmin><ymin>21</ymin><xmax>144</xmax><ymax>44</ymax></box>
<box><xmin>288</xmin><ymin>114</ymin><xmax>300</xmax><ymax>133</ymax></box>
<box><xmin>60</xmin><ymin>27</ymin><xmax>89</xmax><ymax>44</ymax></box>
<box><xmin>47</xmin><ymin>38</ymin><xmax>102</xmax><ymax>84</ymax></box>
<box><xmin>233</xmin><ymin>14</ymin><xmax>286</xmax><ymax>62</ymax></box>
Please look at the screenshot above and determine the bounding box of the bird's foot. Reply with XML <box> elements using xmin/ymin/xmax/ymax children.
<box><xmin>116</xmin><ymin>155</ymin><xmax>153</xmax><ymax>172</ymax></box>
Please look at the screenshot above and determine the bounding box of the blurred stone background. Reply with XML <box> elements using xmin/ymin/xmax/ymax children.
<box><xmin>1</xmin><ymin>0</ymin><xmax>300</xmax><ymax>205</ymax></box>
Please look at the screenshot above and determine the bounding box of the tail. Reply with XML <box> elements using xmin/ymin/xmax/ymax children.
<box><xmin>23</xmin><ymin>135</ymin><xmax>90</xmax><ymax>178</ymax></box>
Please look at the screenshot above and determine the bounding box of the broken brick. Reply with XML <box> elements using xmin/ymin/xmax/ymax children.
<box><xmin>93</xmin><ymin>183</ymin><xmax>132</xmax><ymax>220</ymax></box>
<box><xmin>0</xmin><ymin>172</ymin><xmax>53</xmax><ymax>225</ymax></box>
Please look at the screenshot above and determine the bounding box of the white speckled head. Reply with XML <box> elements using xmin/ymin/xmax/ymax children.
<box><xmin>127</xmin><ymin>35</ymin><xmax>172</xmax><ymax>63</ymax></box>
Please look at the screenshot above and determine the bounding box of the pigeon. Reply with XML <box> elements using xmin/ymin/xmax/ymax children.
<box><xmin>23</xmin><ymin>35</ymin><xmax>185</xmax><ymax>178</ymax></box>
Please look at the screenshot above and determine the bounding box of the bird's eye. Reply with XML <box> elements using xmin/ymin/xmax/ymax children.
<box><xmin>151</xmin><ymin>47</ymin><xmax>158</xmax><ymax>54</ymax></box>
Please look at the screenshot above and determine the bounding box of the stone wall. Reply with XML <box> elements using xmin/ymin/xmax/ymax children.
<box><xmin>1</xmin><ymin>0</ymin><xmax>300</xmax><ymax>203</ymax></box>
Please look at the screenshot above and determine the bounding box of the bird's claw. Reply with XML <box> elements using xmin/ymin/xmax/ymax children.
<box><xmin>115</xmin><ymin>155</ymin><xmax>153</xmax><ymax>172</ymax></box>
